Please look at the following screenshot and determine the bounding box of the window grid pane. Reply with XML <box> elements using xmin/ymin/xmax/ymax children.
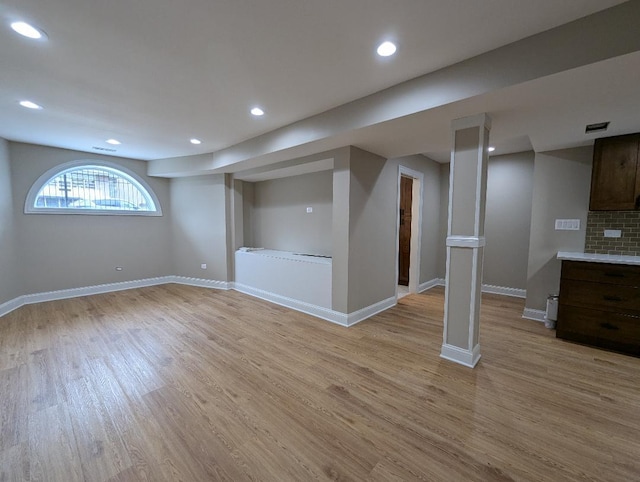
<box><xmin>34</xmin><ymin>165</ymin><xmax>157</xmax><ymax>212</ymax></box>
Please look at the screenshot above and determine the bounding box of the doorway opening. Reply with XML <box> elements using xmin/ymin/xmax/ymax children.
<box><xmin>396</xmin><ymin>166</ymin><xmax>424</xmax><ymax>299</ymax></box>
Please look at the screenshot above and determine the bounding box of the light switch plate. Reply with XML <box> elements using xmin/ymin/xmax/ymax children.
<box><xmin>555</xmin><ymin>219</ymin><xmax>580</xmax><ymax>231</ymax></box>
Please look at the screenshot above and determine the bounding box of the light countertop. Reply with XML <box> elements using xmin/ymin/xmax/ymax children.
<box><xmin>557</xmin><ymin>251</ymin><xmax>640</xmax><ymax>266</ymax></box>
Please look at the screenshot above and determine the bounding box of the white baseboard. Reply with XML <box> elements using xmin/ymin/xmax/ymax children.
<box><xmin>522</xmin><ymin>308</ymin><xmax>546</xmax><ymax>323</ymax></box>
<box><xmin>0</xmin><ymin>275</ymin><xmax>231</xmax><ymax>318</ymax></box>
<box><xmin>346</xmin><ymin>296</ymin><xmax>396</xmax><ymax>327</ymax></box>
<box><xmin>418</xmin><ymin>278</ymin><xmax>526</xmax><ymax>299</ymax></box>
<box><xmin>481</xmin><ymin>284</ymin><xmax>526</xmax><ymax>299</ymax></box>
<box><xmin>170</xmin><ymin>276</ymin><xmax>231</xmax><ymax>290</ymax></box>
<box><xmin>233</xmin><ymin>282</ymin><xmax>349</xmax><ymax>326</ymax></box>
<box><xmin>418</xmin><ymin>278</ymin><xmax>445</xmax><ymax>293</ymax></box>
<box><xmin>0</xmin><ymin>297</ymin><xmax>26</xmax><ymax>319</ymax></box>
<box><xmin>440</xmin><ymin>343</ymin><xmax>481</xmax><ymax>368</ymax></box>
<box><xmin>233</xmin><ymin>284</ymin><xmax>395</xmax><ymax>327</ymax></box>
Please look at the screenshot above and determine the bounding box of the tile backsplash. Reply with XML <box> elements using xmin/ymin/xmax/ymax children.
<box><xmin>585</xmin><ymin>211</ymin><xmax>640</xmax><ymax>255</ymax></box>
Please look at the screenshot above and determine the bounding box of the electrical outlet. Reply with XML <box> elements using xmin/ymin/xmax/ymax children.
<box><xmin>201</xmin><ymin>263</ymin><xmax>207</xmax><ymax>269</ymax></box>
<box><xmin>306</xmin><ymin>207</ymin><xmax>313</xmax><ymax>213</ymax></box>
<box><xmin>604</xmin><ymin>229</ymin><xmax>622</xmax><ymax>238</ymax></box>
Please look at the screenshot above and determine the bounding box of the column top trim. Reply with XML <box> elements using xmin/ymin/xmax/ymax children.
<box><xmin>451</xmin><ymin>113</ymin><xmax>492</xmax><ymax>131</ymax></box>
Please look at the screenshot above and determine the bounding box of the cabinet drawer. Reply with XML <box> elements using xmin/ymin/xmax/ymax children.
<box><xmin>557</xmin><ymin>305</ymin><xmax>640</xmax><ymax>356</ymax></box>
<box><xmin>559</xmin><ymin>279</ymin><xmax>640</xmax><ymax>314</ymax></box>
<box><xmin>561</xmin><ymin>260</ymin><xmax>640</xmax><ymax>286</ymax></box>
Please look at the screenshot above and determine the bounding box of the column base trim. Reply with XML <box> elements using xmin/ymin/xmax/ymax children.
<box><xmin>440</xmin><ymin>343</ymin><xmax>481</xmax><ymax>368</ymax></box>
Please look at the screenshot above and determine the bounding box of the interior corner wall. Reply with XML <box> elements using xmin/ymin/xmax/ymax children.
<box><xmin>0</xmin><ymin>138</ymin><xmax>20</xmax><ymax>304</ymax></box>
<box><xmin>484</xmin><ymin>151</ymin><xmax>534</xmax><ymax>289</ymax></box>
<box><xmin>10</xmin><ymin>142</ymin><xmax>172</xmax><ymax>295</ymax></box>
<box><xmin>387</xmin><ymin>154</ymin><xmax>442</xmax><ymax>284</ymax></box>
<box><xmin>437</xmin><ymin>163</ymin><xmax>449</xmax><ymax>278</ymax></box>
<box><xmin>170</xmin><ymin>174</ymin><xmax>231</xmax><ymax>281</ymax></box>
<box><xmin>437</xmin><ymin>151</ymin><xmax>535</xmax><ymax>290</ymax></box>
<box><xmin>250</xmin><ymin>170</ymin><xmax>333</xmax><ymax>256</ymax></box>
<box><xmin>525</xmin><ymin>146</ymin><xmax>592</xmax><ymax>311</ymax></box>
<box><xmin>344</xmin><ymin>147</ymin><xmax>395</xmax><ymax>313</ymax></box>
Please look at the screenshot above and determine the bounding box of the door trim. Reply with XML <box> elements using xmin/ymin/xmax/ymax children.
<box><xmin>396</xmin><ymin>166</ymin><xmax>424</xmax><ymax>298</ymax></box>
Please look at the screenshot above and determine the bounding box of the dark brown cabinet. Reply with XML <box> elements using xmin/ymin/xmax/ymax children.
<box><xmin>557</xmin><ymin>260</ymin><xmax>640</xmax><ymax>356</ymax></box>
<box><xmin>589</xmin><ymin>133</ymin><xmax>640</xmax><ymax>211</ymax></box>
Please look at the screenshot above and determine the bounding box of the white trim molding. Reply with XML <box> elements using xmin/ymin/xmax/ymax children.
<box><xmin>234</xmin><ymin>282</ymin><xmax>348</xmax><ymax>325</ymax></box>
<box><xmin>482</xmin><ymin>284</ymin><xmax>526</xmax><ymax>299</ymax></box>
<box><xmin>440</xmin><ymin>343</ymin><xmax>481</xmax><ymax>368</ymax></box>
<box><xmin>0</xmin><ymin>276</ymin><xmax>231</xmax><ymax>318</ymax></box>
<box><xmin>446</xmin><ymin>235</ymin><xmax>486</xmax><ymax>248</ymax></box>
<box><xmin>346</xmin><ymin>296</ymin><xmax>396</xmax><ymax>327</ymax></box>
<box><xmin>522</xmin><ymin>308</ymin><xmax>546</xmax><ymax>322</ymax></box>
<box><xmin>418</xmin><ymin>278</ymin><xmax>445</xmax><ymax>293</ymax></box>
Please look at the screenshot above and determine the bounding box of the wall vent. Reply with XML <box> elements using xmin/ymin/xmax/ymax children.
<box><xmin>585</xmin><ymin>121</ymin><xmax>610</xmax><ymax>134</ymax></box>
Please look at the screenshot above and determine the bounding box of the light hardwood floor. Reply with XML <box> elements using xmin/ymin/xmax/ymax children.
<box><xmin>1</xmin><ymin>285</ymin><xmax>639</xmax><ymax>481</ymax></box>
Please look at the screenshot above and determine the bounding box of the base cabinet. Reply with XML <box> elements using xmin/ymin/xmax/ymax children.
<box><xmin>557</xmin><ymin>260</ymin><xmax>640</xmax><ymax>357</ymax></box>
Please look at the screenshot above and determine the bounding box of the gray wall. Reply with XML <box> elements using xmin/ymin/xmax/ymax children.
<box><xmin>249</xmin><ymin>170</ymin><xmax>333</xmax><ymax>256</ymax></box>
<box><xmin>525</xmin><ymin>147</ymin><xmax>592</xmax><ymax>311</ymax></box>
<box><xmin>484</xmin><ymin>151</ymin><xmax>534</xmax><ymax>289</ymax></box>
<box><xmin>344</xmin><ymin>147</ymin><xmax>396</xmax><ymax>312</ymax></box>
<box><xmin>0</xmin><ymin>138</ymin><xmax>20</xmax><ymax>304</ymax></box>
<box><xmin>170</xmin><ymin>174</ymin><xmax>232</xmax><ymax>281</ymax></box>
<box><xmin>438</xmin><ymin>151</ymin><xmax>535</xmax><ymax>290</ymax></box>
<box><xmin>10</xmin><ymin>142</ymin><xmax>172</xmax><ymax>295</ymax></box>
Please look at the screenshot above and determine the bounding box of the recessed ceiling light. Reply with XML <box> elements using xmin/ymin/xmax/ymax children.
<box><xmin>377</xmin><ymin>41</ymin><xmax>397</xmax><ymax>57</ymax></box>
<box><xmin>251</xmin><ymin>107</ymin><xmax>264</xmax><ymax>116</ymax></box>
<box><xmin>19</xmin><ymin>100</ymin><xmax>42</xmax><ymax>110</ymax></box>
<box><xmin>105</xmin><ymin>139</ymin><xmax>121</xmax><ymax>145</ymax></box>
<box><xmin>488</xmin><ymin>146</ymin><xmax>496</xmax><ymax>152</ymax></box>
<box><xmin>190</xmin><ymin>138</ymin><xmax>202</xmax><ymax>145</ymax></box>
<box><xmin>10</xmin><ymin>21</ymin><xmax>45</xmax><ymax>39</ymax></box>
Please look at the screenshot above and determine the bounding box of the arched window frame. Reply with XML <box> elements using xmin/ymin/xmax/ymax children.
<box><xmin>24</xmin><ymin>160</ymin><xmax>163</xmax><ymax>216</ymax></box>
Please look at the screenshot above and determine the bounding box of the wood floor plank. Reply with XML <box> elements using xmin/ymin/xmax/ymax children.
<box><xmin>0</xmin><ymin>284</ymin><xmax>639</xmax><ymax>481</ymax></box>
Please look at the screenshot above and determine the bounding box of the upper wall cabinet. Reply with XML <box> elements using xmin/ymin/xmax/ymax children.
<box><xmin>590</xmin><ymin>133</ymin><xmax>640</xmax><ymax>211</ymax></box>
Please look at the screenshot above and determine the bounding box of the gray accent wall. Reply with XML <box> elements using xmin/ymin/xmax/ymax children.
<box><xmin>0</xmin><ymin>138</ymin><xmax>20</xmax><ymax>304</ymax></box>
<box><xmin>438</xmin><ymin>151</ymin><xmax>535</xmax><ymax>290</ymax></box>
<box><xmin>525</xmin><ymin>147</ymin><xmax>592</xmax><ymax>311</ymax></box>
<box><xmin>249</xmin><ymin>170</ymin><xmax>333</xmax><ymax>256</ymax></box>
<box><xmin>9</xmin><ymin>142</ymin><xmax>172</xmax><ymax>295</ymax></box>
<box><xmin>484</xmin><ymin>151</ymin><xmax>534</xmax><ymax>290</ymax></box>
<box><xmin>170</xmin><ymin>174</ymin><xmax>232</xmax><ymax>281</ymax></box>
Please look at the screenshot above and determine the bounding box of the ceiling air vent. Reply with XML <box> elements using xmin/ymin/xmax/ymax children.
<box><xmin>585</xmin><ymin>121</ymin><xmax>610</xmax><ymax>134</ymax></box>
<box><xmin>92</xmin><ymin>146</ymin><xmax>117</xmax><ymax>152</ymax></box>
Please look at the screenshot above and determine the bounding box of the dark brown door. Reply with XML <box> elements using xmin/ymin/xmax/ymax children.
<box><xmin>398</xmin><ymin>176</ymin><xmax>413</xmax><ymax>286</ymax></box>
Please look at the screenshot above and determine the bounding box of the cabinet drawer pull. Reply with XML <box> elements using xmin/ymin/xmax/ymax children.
<box><xmin>600</xmin><ymin>322</ymin><xmax>619</xmax><ymax>331</ymax></box>
<box><xmin>603</xmin><ymin>295</ymin><xmax>622</xmax><ymax>302</ymax></box>
<box><xmin>604</xmin><ymin>272</ymin><xmax>625</xmax><ymax>278</ymax></box>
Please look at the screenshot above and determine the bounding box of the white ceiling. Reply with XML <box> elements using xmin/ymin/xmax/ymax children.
<box><xmin>0</xmin><ymin>0</ymin><xmax>631</xmax><ymax>168</ymax></box>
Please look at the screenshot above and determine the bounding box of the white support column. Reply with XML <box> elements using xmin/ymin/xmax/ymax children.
<box><xmin>441</xmin><ymin>113</ymin><xmax>491</xmax><ymax>368</ymax></box>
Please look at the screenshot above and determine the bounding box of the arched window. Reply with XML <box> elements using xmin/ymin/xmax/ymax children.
<box><xmin>25</xmin><ymin>161</ymin><xmax>162</xmax><ymax>216</ymax></box>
